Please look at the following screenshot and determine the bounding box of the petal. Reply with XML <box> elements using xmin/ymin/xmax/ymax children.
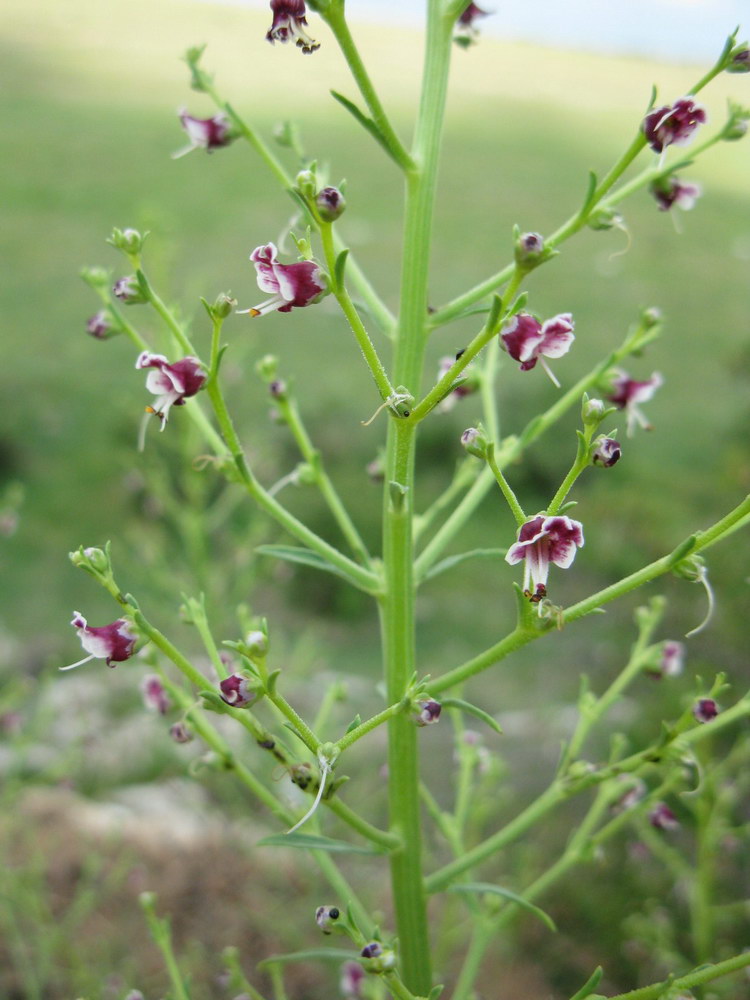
<box><xmin>539</xmin><ymin>313</ymin><xmax>575</xmax><ymax>358</ymax></box>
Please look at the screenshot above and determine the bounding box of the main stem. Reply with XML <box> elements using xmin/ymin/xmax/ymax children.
<box><xmin>380</xmin><ymin>4</ymin><xmax>455</xmax><ymax>994</ymax></box>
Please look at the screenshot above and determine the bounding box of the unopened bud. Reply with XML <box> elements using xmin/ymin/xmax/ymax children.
<box><xmin>269</xmin><ymin>379</ymin><xmax>287</xmax><ymax>400</ymax></box>
<box><xmin>108</xmin><ymin>227</ymin><xmax>147</xmax><ymax>256</ymax></box>
<box><xmin>255</xmin><ymin>354</ymin><xmax>279</xmax><ymax>381</ymax></box>
<box><xmin>141</xmin><ymin>675</ymin><xmax>171</xmax><ymax>715</ymax></box>
<box><xmin>80</xmin><ymin>266</ymin><xmax>111</xmax><ymax>290</ymax></box>
<box><xmin>414</xmin><ymin>699</ymin><xmax>441</xmax><ymax>726</ymax></box>
<box><xmin>113</xmin><ymin>275</ymin><xmax>147</xmax><ymax>304</ymax></box>
<box><xmin>315</xmin><ymin>904</ymin><xmax>340</xmax><ymax>934</ymax></box>
<box><xmin>360</xmin><ymin>942</ymin><xmax>395</xmax><ymax>973</ymax></box>
<box><xmin>724</xmin><ymin>102</ymin><xmax>750</xmax><ymax>140</ymax></box>
<box><xmin>581</xmin><ymin>395</ymin><xmax>611</xmax><ymax>428</ymax></box>
<box><xmin>461</xmin><ymin>424</ymin><xmax>490</xmax><ymax>459</ymax></box>
<box><xmin>727</xmin><ymin>44</ymin><xmax>750</xmax><ymax>73</ymax></box>
<box><xmin>641</xmin><ymin>306</ymin><xmax>662</xmax><ymax>328</ymax></box>
<box><xmin>316</xmin><ymin>186</ymin><xmax>346</xmax><ymax>222</ymax></box>
<box><xmin>591</xmin><ymin>436</ymin><xmax>622</xmax><ymax>468</ymax></box>
<box><xmin>515</xmin><ymin>230</ymin><xmax>546</xmax><ymax>267</ymax></box>
<box><xmin>648</xmin><ymin>802</ymin><xmax>680</xmax><ymax>831</ymax></box>
<box><xmin>693</xmin><ymin>698</ymin><xmax>718</xmax><ymax>723</ymax></box>
<box><xmin>588</xmin><ymin>207</ymin><xmax>624</xmax><ymax>231</ymax></box>
<box><xmin>219</xmin><ymin>674</ymin><xmax>257</xmax><ymax>708</ymax></box>
<box><xmin>245</xmin><ymin>630</ymin><xmax>268</xmax><ymax>656</ymax></box>
<box><xmin>212</xmin><ymin>292</ymin><xmax>236</xmax><ymax>319</ymax></box>
<box><xmin>170</xmin><ymin>721</ymin><xmax>194</xmax><ymax>744</ymax></box>
<box><xmin>86</xmin><ymin>310</ymin><xmax>117</xmax><ymax>340</ymax></box>
<box><xmin>295</xmin><ymin>169</ymin><xmax>317</xmax><ymax>200</ymax></box>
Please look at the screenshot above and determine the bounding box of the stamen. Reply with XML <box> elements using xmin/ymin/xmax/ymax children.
<box><xmin>287</xmin><ymin>753</ymin><xmax>332</xmax><ymax>835</ymax></box>
<box><xmin>685</xmin><ymin>566</ymin><xmax>716</xmax><ymax>638</ymax></box>
<box><xmin>59</xmin><ymin>653</ymin><xmax>96</xmax><ymax>672</ymax></box>
<box><xmin>538</xmin><ymin>357</ymin><xmax>561</xmax><ymax>389</ymax></box>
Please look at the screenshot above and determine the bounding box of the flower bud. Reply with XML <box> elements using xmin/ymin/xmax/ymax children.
<box><xmin>87</xmin><ymin>310</ymin><xmax>117</xmax><ymax>340</ymax></box>
<box><xmin>727</xmin><ymin>44</ymin><xmax>750</xmax><ymax>73</ymax></box>
<box><xmin>108</xmin><ymin>227</ymin><xmax>146</xmax><ymax>256</ymax></box>
<box><xmin>316</xmin><ymin>186</ymin><xmax>346</xmax><ymax>222</ymax></box>
<box><xmin>273</xmin><ymin>120</ymin><xmax>299</xmax><ymax>147</ymax></box>
<box><xmin>212</xmin><ymin>292</ymin><xmax>237</xmax><ymax>319</ymax></box>
<box><xmin>724</xmin><ymin>102</ymin><xmax>750</xmax><ymax>140</ymax></box>
<box><xmin>184</xmin><ymin>44</ymin><xmax>211</xmax><ymax>92</ymax></box>
<box><xmin>141</xmin><ymin>675</ymin><xmax>171</xmax><ymax>715</ymax></box>
<box><xmin>75</xmin><ymin>545</ymin><xmax>111</xmax><ymax>575</ymax></box>
<box><xmin>641</xmin><ymin>306</ymin><xmax>662</xmax><ymax>328</ymax></box>
<box><xmin>245</xmin><ymin>629</ymin><xmax>268</xmax><ymax>657</ymax></box>
<box><xmin>296</xmin><ymin>169</ymin><xmax>317</xmax><ymax>200</ymax></box>
<box><xmin>269</xmin><ymin>379</ymin><xmax>287</xmax><ymax>401</ymax></box>
<box><xmin>291</xmin><ymin>761</ymin><xmax>313</xmax><ymax>790</ymax></box>
<box><xmin>612</xmin><ymin>776</ymin><xmax>646</xmax><ymax>812</ymax></box>
<box><xmin>591</xmin><ymin>436</ymin><xmax>622</xmax><ymax>468</ymax></box>
<box><xmin>414</xmin><ymin>699</ymin><xmax>441</xmax><ymax>727</ymax></box>
<box><xmin>360</xmin><ymin>942</ymin><xmax>395</xmax><ymax>973</ymax></box>
<box><xmin>693</xmin><ymin>698</ymin><xmax>718</xmax><ymax>723</ymax></box>
<box><xmin>80</xmin><ymin>266</ymin><xmax>111</xmax><ymax>290</ymax></box>
<box><xmin>648</xmin><ymin>802</ymin><xmax>680</xmax><ymax>831</ymax></box>
<box><xmin>514</xmin><ymin>231</ymin><xmax>546</xmax><ymax>268</ymax></box>
<box><xmin>340</xmin><ymin>961</ymin><xmax>365</xmax><ymax>998</ymax></box>
<box><xmin>256</xmin><ymin>354</ymin><xmax>280</xmax><ymax>381</ymax></box>
<box><xmin>581</xmin><ymin>395</ymin><xmax>611</xmax><ymax>428</ymax></box>
<box><xmin>315</xmin><ymin>904</ymin><xmax>340</xmax><ymax>934</ymax></box>
<box><xmin>113</xmin><ymin>275</ymin><xmax>147</xmax><ymax>304</ymax></box>
<box><xmin>588</xmin><ymin>207</ymin><xmax>624</xmax><ymax>231</ymax></box>
<box><xmin>659</xmin><ymin>641</ymin><xmax>684</xmax><ymax>678</ymax></box>
<box><xmin>219</xmin><ymin>674</ymin><xmax>257</xmax><ymax>708</ymax></box>
<box><xmin>170</xmin><ymin>721</ymin><xmax>194</xmax><ymax>744</ymax></box>
<box><xmin>461</xmin><ymin>424</ymin><xmax>490</xmax><ymax>459</ymax></box>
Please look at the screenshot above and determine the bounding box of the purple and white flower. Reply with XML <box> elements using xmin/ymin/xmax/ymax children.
<box><xmin>340</xmin><ymin>960</ymin><xmax>365</xmax><ymax>999</ymax></box>
<box><xmin>506</xmin><ymin>514</ymin><xmax>584</xmax><ymax>600</ymax></box>
<box><xmin>141</xmin><ymin>675</ymin><xmax>171</xmax><ymax>715</ymax></box>
<box><xmin>693</xmin><ymin>698</ymin><xmax>719</xmax><ymax>723</ymax></box>
<box><xmin>455</xmin><ymin>3</ymin><xmax>491</xmax><ymax>44</ymax></box>
<box><xmin>113</xmin><ymin>275</ymin><xmax>145</xmax><ymax>304</ymax></box>
<box><xmin>266</xmin><ymin>1</ymin><xmax>320</xmax><ymax>54</ymax></box>
<box><xmin>135</xmin><ymin>353</ymin><xmax>207</xmax><ymax>429</ymax></box>
<box><xmin>648</xmin><ymin>802</ymin><xmax>680</xmax><ymax>831</ymax></box>
<box><xmin>238</xmin><ymin>243</ymin><xmax>327</xmax><ymax>318</ymax></box>
<box><xmin>659</xmin><ymin>641</ymin><xmax>684</xmax><ymax>678</ymax></box>
<box><xmin>62</xmin><ymin>612</ymin><xmax>137</xmax><ymax>671</ymax></box>
<box><xmin>170</xmin><ymin>721</ymin><xmax>194</xmax><ymax>744</ymax></box>
<box><xmin>592</xmin><ymin>436</ymin><xmax>622</xmax><ymax>468</ymax></box>
<box><xmin>649</xmin><ymin>176</ymin><xmax>702</xmax><ymax>212</ymax></box>
<box><xmin>607</xmin><ymin>369</ymin><xmax>663</xmax><ymax>436</ymax></box>
<box><xmin>642</xmin><ymin>97</ymin><xmax>707</xmax><ymax>154</ymax></box>
<box><xmin>315</xmin><ymin>905</ymin><xmax>340</xmax><ymax>934</ymax></box>
<box><xmin>500</xmin><ymin>312</ymin><xmax>575</xmax><ymax>387</ymax></box>
<box><xmin>87</xmin><ymin>311</ymin><xmax>113</xmax><ymax>339</ymax></box>
<box><xmin>172</xmin><ymin>110</ymin><xmax>233</xmax><ymax>159</ymax></box>
<box><xmin>414</xmin><ymin>700</ymin><xmax>442</xmax><ymax>727</ymax></box>
<box><xmin>219</xmin><ymin>674</ymin><xmax>257</xmax><ymax>708</ymax></box>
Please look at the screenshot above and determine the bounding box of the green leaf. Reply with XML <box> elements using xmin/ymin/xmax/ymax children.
<box><xmin>427</xmin><ymin>986</ymin><xmax>445</xmax><ymax>1000</ymax></box>
<box><xmin>568</xmin><ymin>966</ymin><xmax>604</xmax><ymax>1000</ymax></box>
<box><xmin>330</xmin><ymin>90</ymin><xmax>394</xmax><ymax>161</ymax></box>
<box><xmin>256</xmin><ymin>833</ymin><xmax>384</xmax><ymax>855</ymax></box>
<box><xmin>334</xmin><ymin>249</ymin><xmax>349</xmax><ymax>290</ymax></box>
<box><xmin>441</xmin><ymin>698</ymin><xmax>503</xmax><ymax>735</ymax></box>
<box><xmin>344</xmin><ymin>714</ymin><xmax>362</xmax><ymax>735</ymax></box>
<box><xmin>258</xmin><ymin>948</ymin><xmax>360</xmax><ymax>970</ymax></box>
<box><xmin>421</xmin><ymin>548</ymin><xmax>507</xmax><ymax>584</ymax></box>
<box><xmin>447</xmin><ymin>883</ymin><xmax>556</xmax><ymax>932</ymax></box>
<box><xmin>255</xmin><ymin>545</ymin><xmax>354</xmax><ymax>583</ymax></box>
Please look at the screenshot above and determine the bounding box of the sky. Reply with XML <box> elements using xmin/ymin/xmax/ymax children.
<box><xmin>234</xmin><ymin>0</ymin><xmax>747</xmax><ymax>62</ymax></box>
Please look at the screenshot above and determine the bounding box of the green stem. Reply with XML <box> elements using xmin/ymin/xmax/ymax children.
<box><xmin>413</xmin><ymin>459</ymin><xmax>480</xmax><ymax>543</ymax></box>
<box><xmin>607</xmin><ymin>950</ymin><xmax>750</xmax><ymax>1000</ymax></box>
<box><xmin>336</xmin><ymin>699</ymin><xmax>408</xmax><ymax>752</ymax></box>
<box><xmin>319</xmin><ymin>222</ymin><xmax>394</xmax><ymax>402</ymax></box>
<box><xmin>451</xmin><ymin>918</ymin><xmax>495</xmax><ymax>1000</ymax></box>
<box><xmin>486</xmin><ymin>448</ymin><xmax>526</xmax><ymax>526</ymax></box>
<box><xmin>324</xmin><ymin>798</ymin><xmax>401</xmax><ymax>851</ymax></box>
<box><xmin>323</xmin><ymin>6</ymin><xmax>414</xmax><ymax>172</ymax></box>
<box><xmin>138</xmin><ymin>269</ymin><xmax>194</xmax><ymax>356</ymax></box>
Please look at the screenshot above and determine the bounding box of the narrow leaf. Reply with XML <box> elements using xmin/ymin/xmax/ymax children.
<box><xmin>259</xmin><ymin>948</ymin><xmax>359</xmax><ymax>970</ymax></box>
<box><xmin>441</xmin><ymin>698</ymin><xmax>503</xmax><ymax>735</ymax></box>
<box><xmin>422</xmin><ymin>548</ymin><xmax>508</xmax><ymax>584</ymax></box>
<box><xmin>448</xmin><ymin>883</ymin><xmax>556</xmax><ymax>932</ymax></box>
<box><xmin>255</xmin><ymin>545</ymin><xmax>353</xmax><ymax>583</ymax></box>
<box><xmin>330</xmin><ymin>90</ymin><xmax>392</xmax><ymax>158</ymax></box>
<box><xmin>344</xmin><ymin>714</ymin><xmax>362</xmax><ymax>735</ymax></box>
<box><xmin>257</xmin><ymin>832</ymin><xmax>384</xmax><ymax>855</ymax></box>
<box><xmin>568</xmin><ymin>966</ymin><xmax>604</xmax><ymax>1000</ymax></box>
<box><xmin>334</xmin><ymin>249</ymin><xmax>349</xmax><ymax>291</ymax></box>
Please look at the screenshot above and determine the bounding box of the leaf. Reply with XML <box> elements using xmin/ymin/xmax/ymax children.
<box><xmin>447</xmin><ymin>883</ymin><xmax>557</xmax><ymax>932</ymax></box>
<box><xmin>256</xmin><ymin>833</ymin><xmax>385</xmax><ymax>855</ymax></box>
<box><xmin>441</xmin><ymin>698</ymin><xmax>503</xmax><ymax>735</ymax></box>
<box><xmin>330</xmin><ymin>90</ymin><xmax>393</xmax><ymax>160</ymax></box>
<box><xmin>344</xmin><ymin>714</ymin><xmax>362</xmax><ymax>735</ymax></box>
<box><xmin>255</xmin><ymin>545</ymin><xmax>354</xmax><ymax>583</ymax></box>
<box><xmin>334</xmin><ymin>249</ymin><xmax>349</xmax><ymax>290</ymax></box>
<box><xmin>258</xmin><ymin>948</ymin><xmax>360</xmax><ymax>970</ymax></box>
<box><xmin>568</xmin><ymin>966</ymin><xmax>604</xmax><ymax>1000</ymax></box>
<box><xmin>421</xmin><ymin>548</ymin><xmax>508</xmax><ymax>584</ymax></box>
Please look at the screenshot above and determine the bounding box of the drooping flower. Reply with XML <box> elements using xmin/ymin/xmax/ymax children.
<box><xmin>642</xmin><ymin>97</ymin><xmax>707</xmax><ymax>154</ymax></box>
<box><xmin>340</xmin><ymin>960</ymin><xmax>365</xmax><ymax>999</ymax></box>
<box><xmin>172</xmin><ymin>109</ymin><xmax>233</xmax><ymax>159</ymax></box>
<box><xmin>437</xmin><ymin>354</ymin><xmax>480</xmax><ymax>412</ymax></box>
<box><xmin>61</xmin><ymin>612</ymin><xmax>137</xmax><ymax>671</ymax></box>
<box><xmin>500</xmin><ymin>312</ymin><xmax>575</xmax><ymax>387</ymax></box>
<box><xmin>266</xmin><ymin>1</ymin><xmax>320</xmax><ymax>54</ymax></box>
<box><xmin>237</xmin><ymin>243</ymin><xmax>327</xmax><ymax>318</ymax></box>
<box><xmin>414</xmin><ymin>700</ymin><xmax>442</xmax><ymax>727</ymax></box>
<box><xmin>648</xmin><ymin>802</ymin><xmax>680</xmax><ymax>831</ymax></box>
<box><xmin>170</xmin><ymin>721</ymin><xmax>194</xmax><ymax>744</ymax></box>
<box><xmin>455</xmin><ymin>3</ymin><xmax>491</xmax><ymax>45</ymax></box>
<box><xmin>649</xmin><ymin>176</ymin><xmax>702</xmax><ymax>212</ymax></box>
<box><xmin>607</xmin><ymin>369</ymin><xmax>663</xmax><ymax>436</ymax></box>
<box><xmin>219</xmin><ymin>674</ymin><xmax>257</xmax><ymax>708</ymax></box>
<box><xmin>141</xmin><ymin>675</ymin><xmax>171</xmax><ymax>715</ymax></box>
<box><xmin>135</xmin><ymin>352</ymin><xmax>207</xmax><ymax>430</ymax></box>
<box><xmin>506</xmin><ymin>514</ymin><xmax>584</xmax><ymax>600</ymax></box>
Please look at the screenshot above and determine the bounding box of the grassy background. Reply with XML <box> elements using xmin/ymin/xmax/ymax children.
<box><xmin>1</xmin><ymin>0</ymin><xmax>749</xmax><ymax>996</ymax></box>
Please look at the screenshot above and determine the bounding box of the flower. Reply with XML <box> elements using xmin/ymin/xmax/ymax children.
<box><xmin>500</xmin><ymin>312</ymin><xmax>575</xmax><ymax>387</ymax></box>
<box><xmin>649</xmin><ymin>176</ymin><xmax>702</xmax><ymax>212</ymax></box>
<box><xmin>437</xmin><ymin>354</ymin><xmax>479</xmax><ymax>412</ymax></box>
<box><xmin>315</xmin><ymin>905</ymin><xmax>340</xmax><ymax>934</ymax></box>
<box><xmin>113</xmin><ymin>275</ymin><xmax>146</xmax><ymax>304</ymax></box>
<box><xmin>693</xmin><ymin>698</ymin><xmax>719</xmax><ymax>723</ymax></box>
<box><xmin>87</xmin><ymin>310</ymin><xmax>113</xmax><ymax>339</ymax></box>
<box><xmin>455</xmin><ymin>3</ymin><xmax>491</xmax><ymax>45</ymax></box>
<box><xmin>170</xmin><ymin>721</ymin><xmax>194</xmax><ymax>744</ymax></box>
<box><xmin>727</xmin><ymin>47</ymin><xmax>750</xmax><ymax>73</ymax></box>
<box><xmin>591</xmin><ymin>436</ymin><xmax>622</xmax><ymax>468</ymax></box>
<box><xmin>219</xmin><ymin>674</ymin><xmax>257</xmax><ymax>708</ymax></box>
<box><xmin>340</xmin><ymin>961</ymin><xmax>365</xmax><ymax>999</ymax></box>
<box><xmin>506</xmin><ymin>514</ymin><xmax>584</xmax><ymax>600</ymax></box>
<box><xmin>659</xmin><ymin>641</ymin><xmax>684</xmax><ymax>678</ymax></box>
<box><xmin>607</xmin><ymin>369</ymin><xmax>663</xmax><ymax>436</ymax></box>
<box><xmin>642</xmin><ymin>97</ymin><xmax>707</xmax><ymax>153</ymax></box>
<box><xmin>135</xmin><ymin>352</ymin><xmax>207</xmax><ymax>429</ymax></box>
<box><xmin>172</xmin><ymin>109</ymin><xmax>233</xmax><ymax>159</ymax></box>
<box><xmin>238</xmin><ymin>243</ymin><xmax>327</xmax><ymax>317</ymax></box>
<box><xmin>141</xmin><ymin>675</ymin><xmax>171</xmax><ymax>715</ymax></box>
<box><xmin>414</xmin><ymin>700</ymin><xmax>442</xmax><ymax>726</ymax></box>
<box><xmin>316</xmin><ymin>186</ymin><xmax>346</xmax><ymax>221</ymax></box>
<box><xmin>61</xmin><ymin>612</ymin><xmax>137</xmax><ymax>671</ymax></box>
<box><xmin>266</xmin><ymin>1</ymin><xmax>320</xmax><ymax>54</ymax></box>
<box><xmin>648</xmin><ymin>802</ymin><xmax>680</xmax><ymax>831</ymax></box>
